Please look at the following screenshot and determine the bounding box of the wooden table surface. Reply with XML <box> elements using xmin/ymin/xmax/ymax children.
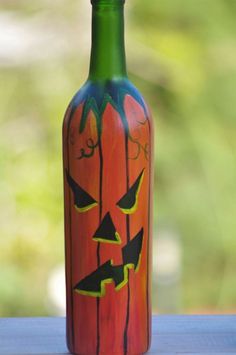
<box><xmin>0</xmin><ymin>315</ymin><xmax>236</xmax><ymax>354</ymax></box>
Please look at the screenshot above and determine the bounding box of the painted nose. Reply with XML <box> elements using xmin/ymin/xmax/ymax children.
<box><xmin>92</xmin><ymin>212</ymin><xmax>121</xmax><ymax>244</ymax></box>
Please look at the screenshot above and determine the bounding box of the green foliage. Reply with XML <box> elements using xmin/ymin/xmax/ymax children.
<box><xmin>0</xmin><ymin>0</ymin><xmax>236</xmax><ymax>315</ymax></box>
<box><xmin>130</xmin><ymin>0</ymin><xmax>236</xmax><ymax>312</ymax></box>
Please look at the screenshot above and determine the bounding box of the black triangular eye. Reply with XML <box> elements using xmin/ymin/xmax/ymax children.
<box><xmin>92</xmin><ymin>212</ymin><xmax>121</xmax><ymax>244</ymax></box>
<box><xmin>66</xmin><ymin>170</ymin><xmax>98</xmax><ymax>213</ymax></box>
<box><xmin>116</xmin><ymin>169</ymin><xmax>145</xmax><ymax>214</ymax></box>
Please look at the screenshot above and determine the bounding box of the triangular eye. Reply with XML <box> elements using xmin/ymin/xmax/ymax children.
<box><xmin>92</xmin><ymin>212</ymin><xmax>121</xmax><ymax>244</ymax></box>
<box><xmin>117</xmin><ymin>169</ymin><xmax>145</xmax><ymax>214</ymax></box>
<box><xmin>66</xmin><ymin>170</ymin><xmax>98</xmax><ymax>213</ymax></box>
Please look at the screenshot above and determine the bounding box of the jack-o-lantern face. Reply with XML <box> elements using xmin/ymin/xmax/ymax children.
<box><xmin>63</xmin><ymin>80</ymin><xmax>153</xmax><ymax>355</ymax></box>
<box><xmin>66</xmin><ymin>168</ymin><xmax>145</xmax><ymax>297</ymax></box>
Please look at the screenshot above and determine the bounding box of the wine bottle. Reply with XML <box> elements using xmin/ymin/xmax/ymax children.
<box><xmin>63</xmin><ymin>0</ymin><xmax>153</xmax><ymax>354</ymax></box>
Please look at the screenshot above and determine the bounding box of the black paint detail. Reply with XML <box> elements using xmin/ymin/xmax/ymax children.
<box><xmin>122</xmin><ymin>228</ymin><xmax>144</xmax><ymax>269</ymax></box>
<box><xmin>74</xmin><ymin>260</ymin><xmax>124</xmax><ymax>295</ymax></box>
<box><xmin>66</xmin><ymin>170</ymin><xmax>97</xmax><ymax>211</ymax></box>
<box><xmin>96</xmin><ymin>134</ymin><xmax>103</xmax><ymax>355</ymax></box>
<box><xmin>74</xmin><ymin>228</ymin><xmax>144</xmax><ymax>296</ymax></box>
<box><xmin>75</xmin><ymin>260</ymin><xmax>112</xmax><ymax>294</ymax></box>
<box><xmin>93</xmin><ymin>212</ymin><xmax>120</xmax><ymax>243</ymax></box>
<box><xmin>124</xmin><ymin>118</ymin><xmax>130</xmax><ymax>355</ymax></box>
<box><xmin>65</xmin><ymin>106</ymin><xmax>76</xmax><ymax>350</ymax></box>
<box><xmin>77</xmin><ymin>138</ymin><xmax>99</xmax><ymax>160</ymax></box>
<box><xmin>117</xmin><ymin>169</ymin><xmax>144</xmax><ymax>212</ymax></box>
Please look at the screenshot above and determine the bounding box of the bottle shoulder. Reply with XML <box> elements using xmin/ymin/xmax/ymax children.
<box><xmin>63</xmin><ymin>78</ymin><xmax>153</xmax><ymax>145</ymax></box>
<box><xmin>66</xmin><ymin>78</ymin><xmax>150</xmax><ymax>119</ymax></box>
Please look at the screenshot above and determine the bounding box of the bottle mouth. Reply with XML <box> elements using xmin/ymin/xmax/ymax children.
<box><xmin>91</xmin><ymin>0</ymin><xmax>125</xmax><ymax>5</ymax></box>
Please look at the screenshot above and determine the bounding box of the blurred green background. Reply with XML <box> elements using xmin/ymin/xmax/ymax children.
<box><xmin>0</xmin><ymin>0</ymin><xmax>236</xmax><ymax>316</ymax></box>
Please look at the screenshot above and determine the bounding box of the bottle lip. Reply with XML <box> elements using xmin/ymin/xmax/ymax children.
<box><xmin>91</xmin><ymin>0</ymin><xmax>125</xmax><ymax>5</ymax></box>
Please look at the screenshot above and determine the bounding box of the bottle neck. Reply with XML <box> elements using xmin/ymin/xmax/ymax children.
<box><xmin>88</xmin><ymin>3</ymin><xmax>127</xmax><ymax>81</ymax></box>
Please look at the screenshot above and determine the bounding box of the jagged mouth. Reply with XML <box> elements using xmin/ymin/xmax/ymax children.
<box><xmin>74</xmin><ymin>228</ymin><xmax>144</xmax><ymax>297</ymax></box>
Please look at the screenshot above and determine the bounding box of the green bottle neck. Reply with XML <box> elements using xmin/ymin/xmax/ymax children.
<box><xmin>88</xmin><ymin>2</ymin><xmax>127</xmax><ymax>81</ymax></box>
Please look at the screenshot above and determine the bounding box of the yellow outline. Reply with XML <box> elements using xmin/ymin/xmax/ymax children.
<box><xmin>93</xmin><ymin>232</ymin><xmax>122</xmax><ymax>245</ymax></box>
<box><xmin>114</xmin><ymin>264</ymin><xmax>132</xmax><ymax>291</ymax></box>
<box><xmin>75</xmin><ymin>278</ymin><xmax>113</xmax><ymax>298</ymax></box>
<box><xmin>135</xmin><ymin>253</ymin><xmax>142</xmax><ymax>274</ymax></box>
<box><xmin>74</xmin><ymin>253</ymin><xmax>142</xmax><ymax>298</ymax></box>
<box><xmin>118</xmin><ymin>170</ymin><xmax>145</xmax><ymax>215</ymax></box>
<box><xmin>74</xmin><ymin>202</ymin><xmax>98</xmax><ymax>213</ymax></box>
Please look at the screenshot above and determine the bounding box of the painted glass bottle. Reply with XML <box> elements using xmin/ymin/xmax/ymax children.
<box><xmin>62</xmin><ymin>0</ymin><xmax>153</xmax><ymax>354</ymax></box>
